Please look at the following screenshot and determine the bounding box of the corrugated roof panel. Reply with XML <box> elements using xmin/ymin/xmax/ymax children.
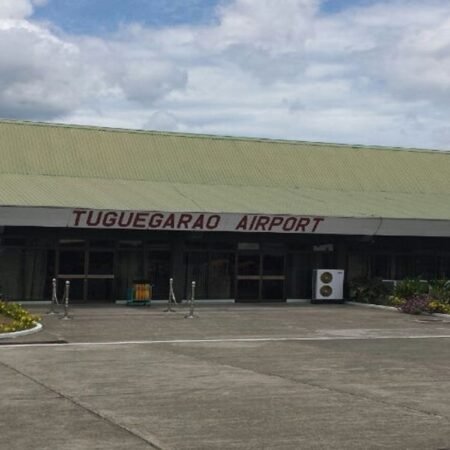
<box><xmin>0</xmin><ymin>174</ymin><xmax>450</xmax><ymax>220</ymax></box>
<box><xmin>1</xmin><ymin>120</ymin><xmax>450</xmax><ymax>193</ymax></box>
<box><xmin>0</xmin><ymin>120</ymin><xmax>449</xmax><ymax>220</ymax></box>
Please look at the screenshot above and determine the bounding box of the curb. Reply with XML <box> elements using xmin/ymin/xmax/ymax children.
<box><xmin>0</xmin><ymin>322</ymin><xmax>43</xmax><ymax>340</ymax></box>
<box><xmin>432</xmin><ymin>312</ymin><xmax>450</xmax><ymax>319</ymax></box>
<box><xmin>346</xmin><ymin>301</ymin><xmax>399</xmax><ymax>312</ymax></box>
<box><xmin>347</xmin><ymin>301</ymin><xmax>450</xmax><ymax>319</ymax></box>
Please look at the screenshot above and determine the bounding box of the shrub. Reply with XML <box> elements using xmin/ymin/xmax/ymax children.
<box><xmin>394</xmin><ymin>278</ymin><xmax>428</xmax><ymax>299</ymax></box>
<box><xmin>428</xmin><ymin>279</ymin><xmax>450</xmax><ymax>304</ymax></box>
<box><xmin>388</xmin><ymin>296</ymin><xmax>406</xmax><ymax>308</ymax></box>
<box><xmin>349</xmin><ymin>277</ymin><xmax>390</xmax><ymax>304</ymax></box>
<box><xmin>0</xmin><ymin>301</ymin><xmax>40</xmax><ymax>333</ymax></box>
<box><xmin>426</xmin><ymin>300</ymin><xmax>450</xmax><ymax>314</ymax></box>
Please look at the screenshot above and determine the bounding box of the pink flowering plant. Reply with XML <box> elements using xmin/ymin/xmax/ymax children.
<box><xmin>392</xmin><ymin>278</ymin><xmax>450</xmax><ymax>315</ymax></box>
<box><xmin>398</xmin><ymin>295</ymin><xmax>430</xmax><ymax>315</ymax></box>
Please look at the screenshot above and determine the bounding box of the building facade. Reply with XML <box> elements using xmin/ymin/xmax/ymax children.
<box><xmin>0</xmin><ymin>120</ymin><xmax>449</xmax><ymax>302</ymax></box>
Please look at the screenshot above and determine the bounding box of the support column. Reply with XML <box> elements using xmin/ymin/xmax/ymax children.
<box><xmin>171</xmin><ymin>234</ymin><xmax>186</xmax><ymax>301</ymax></box>
<box><xmin>335</xmin><ymin>239</ymin><xmax>350</xmax><ymax>298</ymax></box>
<box><xmin>336</xmin><ymin>239</ymin><xmax>347</xmax><ymax>271</ymax></box>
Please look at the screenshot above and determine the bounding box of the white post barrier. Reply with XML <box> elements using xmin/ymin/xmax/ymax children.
<box><xmin>170</xmin><ymin>278</ymin><xmax>177</xmax><ymax>305</ymax></box>
<box><xmin>184</xmin><ymin>281</ymin><xmax>196</xmax><ymax>319</ymax></box>
<box><xmin>61</xmin><ymin>280</ymin><xmax>72</xmax><ymax>320</ymax></box>
<box><xmin>164</xmin><ymin>278</ymin><xmax>177</xmax><ymax>312</ymax></box>
<box><xmin>47</xmin><ymin>278</ymin><xmax>59</xmax><ymax>315</ymax></box>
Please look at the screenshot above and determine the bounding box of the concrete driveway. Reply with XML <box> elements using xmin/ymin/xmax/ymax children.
<box><xmin>1</xmin><ymin>303</ymin><xmax>449</xmax><ymax>449</ymax></box>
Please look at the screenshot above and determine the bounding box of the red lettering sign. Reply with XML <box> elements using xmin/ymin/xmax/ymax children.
<box><xmin>70</xmin><ymin>209</ymin><xmax>324</xmax><ymax>234</ymax></box>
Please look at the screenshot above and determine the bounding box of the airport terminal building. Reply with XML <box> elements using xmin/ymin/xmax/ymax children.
<box><xmin>0</xmin><ymin>120</ymin><xmax>449</xmax><ymax>303</ymax></box>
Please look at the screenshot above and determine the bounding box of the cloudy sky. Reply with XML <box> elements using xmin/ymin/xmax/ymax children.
<box><xmin>1</xmin><ymin>0</ymin><xmax>450</xmax><ymax>149</ymax></box>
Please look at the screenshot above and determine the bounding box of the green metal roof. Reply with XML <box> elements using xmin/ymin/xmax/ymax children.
<box><xmin>0</xmin><ymin>119</ymin><xmax>450</xmax><ymax>220</ymax></box>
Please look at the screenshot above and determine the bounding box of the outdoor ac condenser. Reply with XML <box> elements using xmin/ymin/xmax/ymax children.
<box><xmin>312</xmin><ymin>269</ymin><xmax>345</xmax><ymax>302</ymax></box>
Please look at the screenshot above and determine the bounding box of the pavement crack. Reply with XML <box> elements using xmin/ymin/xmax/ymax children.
<box><xmin>161</xmin><ymin>344</ymin><xmax>450</xmax><ymax>423</ymax></box>
<box><xmin>0</xmin><ymin>359</ymin><xmax>167</xmax><ymax>450</ymax></box>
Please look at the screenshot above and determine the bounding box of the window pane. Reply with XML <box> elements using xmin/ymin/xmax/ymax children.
<box><xmin>148</xmin><ymin>251</ymin><xmax>171</xmax><ymax>300</ymax></box>
<box><xmin>263</xmin><ymin>255</ymin><xmax>284</xmax><ymax>276</ymax></box>
<box><xmin>0</xmin><ymin>248</ymin><xmax>24</xmax><ymax>299</ymax></box>
<box><xmin>347</xmin><ymin>253</ymin><xmax>369</xmax><ymax>280</ymax></box>
<box><xmin>185</xmin><ymin>252</ymin><xmax>207</xmax><ymax>299</ymax></box>
<box><xmin>443</xmin><ymin>257</ymin><xmax>450</xmax><ymax>278</ymax></box>
<box><xmin>237</xmin><ymin>279</ymin><xmax>259</xmax><ymax>301</ymax></box>
<box><xmin>394</xmin><ymin>255</ymin><xmax>411</xmax><ymax>280</ymax></box>
<box><xmin>89</xmin><ymin>251</ymin><xmax>114</xmax><ymax>275</ymax></box>
<box><xmin>23</xmin><ymin>249</ymin><xmax>50</xmax><ymax>300</ymax></box>
<box><xmin>117</xmin><ymin>251</ymin><xmax>143</xmax><ymax>299</ymax></box>
<box><xmin>287</xmin><ymin>253</ymin><xmax>312</xmax><ymax>299</ymax></box>
<box><xmin>59</xmin><ymin>251</ymin><xmax>85</xmax><ymax>275</ymax></box>
<box><xmin>372</xmin><ymin>255</ymin><xmax>391</xmax><ymax>279</ymax></box>
<box><xmin>87</xmin><ymin>279</ymin><xmax>114</xmax><ymax>301</ymax></box>
<box><xmin>43</xmin><ymin>250</ymin><xmax>56</xmax><ymax>300</ymax></box>
<box><xmin>238</xmin><ymin>254</ymin><xmax>260</xmax><ymax>276</ymax></box>
<box><xmin>414</xmin><ymin>255</ymin><xmax>438</xmax><ymax>280</ymax></box>
<box><xmin>59</xmin><ymin>278</ymin><xmax>84</xmax><ymax>301</ymax></box>
<box><xmin>262</xmin><ymin>280</ymin><xmax>284</xmax><ymax>300</ymax></box>
<box><xmin>209</xmin><ymin>253</ymin><xmax>234</xmax><ymax>298</ymax></box>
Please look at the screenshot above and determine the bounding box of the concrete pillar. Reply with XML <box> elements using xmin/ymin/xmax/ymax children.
<box><xmin>336</xmin><ymin>239</ymin><xmax>347</xmax><ymax>271</ymax></box>
<box><xmin>171</xmin><ymin>234</ymin><xmax>186</xmax><ymax>301</ymax></box>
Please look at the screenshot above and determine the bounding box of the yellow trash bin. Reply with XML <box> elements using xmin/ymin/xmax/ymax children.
<box><xmin>127</xmin><ymin>280</ymin><xmax>152</xmax><ymax>305</ymax></box>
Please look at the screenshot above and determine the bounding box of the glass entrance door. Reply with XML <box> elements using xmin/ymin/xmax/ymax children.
<box><xmin>87</xmin><ymin>250</ymin><xmax>115</xmax><ymax>301</ymax></box>
<box><xmin>57</xmin><ymin>241</ymin><xmax>115</xmax><ymax>302</ymax></box>
<box><xmin>236</xmin><ymin>253</ymin><xmax>285</xmax><ymax>302</ymax></box>
<box><xmin>184</xmin><ymin>251</ymin><xmax>235</xmax><ymax>300</ymax></box>
<box><xmin>185</xmin><ymin>252</ymin><xmax>208</xmax><ymax>299</ymax></box>
<box><xmin>147</xmin><ymin>250</ymin><xmax>171</xmax><ymax>300</ymax></box>
<box><xmin>261</xmin><ymin>254</ymin><xmax>285</xmax><ymax>301</ymax></box>
<box><xmin>236</xmin><ymin>254</ymin><xmax>260</xmax><ymax>302</ymax></box>
<box><xmin>58</xmin><ymin>247</ymin><xmax>86</xmax><ymax>301</ymax></box>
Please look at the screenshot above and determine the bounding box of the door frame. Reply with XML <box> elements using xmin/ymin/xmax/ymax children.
<box><xmin>235</xmin><ymin>251</ymin><xmax>286</xmax><ymax>302</ymax></box>
<box><xmin>56</xmin><ymin>242</ymin><xmax>116</xmax><ymax>302</ymax></box>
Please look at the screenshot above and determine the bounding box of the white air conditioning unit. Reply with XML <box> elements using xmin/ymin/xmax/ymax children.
<box><xmin>312</xmin><ymin>269</ymin><xmax>345</xmax><ymax>302</ymax></box>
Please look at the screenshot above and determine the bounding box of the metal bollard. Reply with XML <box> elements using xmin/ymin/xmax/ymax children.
<box><xmin>184</xmin><ymin>281</ymin><xmax>196</xmax><ymax>319</ymax></box>
<box><xmin>170</xmin><ymin>278</ymin><xmax>177</xmax><ymax>305</ymax></box>
<box><xmin>164</xmin><ymin>278</ymin><xmax>177</xmax><ymax>312</ymax></box>
<box><xmin>47</xmin><ymin>278</ymin><xmax>59</xmax><ymax>315</ymax></box>
<box><xmin>61</xmin><ymin>280</ymin><xmax>72</xmax><ymax>320</ymax></box>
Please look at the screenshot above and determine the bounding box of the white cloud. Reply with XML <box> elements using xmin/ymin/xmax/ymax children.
<box><xmin>144</xmin><ymin>110</ymin><xmax>180</xmax><ymax>131</ymax></box>
<box><xmin>120</xmin><ymin>60</ymin><xmax>187</xmax><ymax>105</ymax></box>
<box><xmin>0</xmin><ymin>0</ymin><xmax>33</xmax><ymax>20</ymax></box>
<box><xmin>1</xmin><ymin>0</ymin><xmax>450</xmax><ymax>149</ymax></box>
<box><xmin>380</xmin><ymin>17</ymin><xmax>450</xmax><ymax>102</ymax></box>
<box><xmin>311</xmin><ymin>1</ymin><xmax>450</xmax><ymax>108</ymax></box>
<box><xmin>0</xmin><ymin>21</ymin><xmax>90</xmax><ymax>118</ymax></box>
<box><xmin>210</xmin><ymin>0</ymin><xmax>319</xmax><ymax>53</ymax></box>
<box><xmin>0</xmin><ymin>21</ymin><xmax>187</xmax><ymax>118</ymax></box>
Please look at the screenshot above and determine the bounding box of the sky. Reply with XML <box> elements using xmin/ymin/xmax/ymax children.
<box><xmin>1</xmin><ymin>0</ymin><xmax>450</xmax><ymax>149</ymax></box>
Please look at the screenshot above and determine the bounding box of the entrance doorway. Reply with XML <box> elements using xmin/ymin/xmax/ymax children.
<box><xmin>116</xmin><ymin>242</ymin><xmax>171</xmax><ymax>301</ymax></box>
<box><xmin>236</xmin><ymin>253</ymin><xmax>285</xmax><ymax>302</ymax></box>
<box><xmin>184</xmin><ymin>251</ymin><xmax>234</xmax><ymax>299</ymax></box>
<box><xmin>57</xmin><ymin>240</ymin><xmax>115</xmax><ymax>302</ymax></box>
